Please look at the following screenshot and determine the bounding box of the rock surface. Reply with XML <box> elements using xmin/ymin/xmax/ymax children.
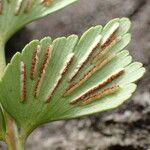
<box><xmin>1</xmin><ymin>0</ymin><xmax>150</xmax><ymax>149</ymax></box>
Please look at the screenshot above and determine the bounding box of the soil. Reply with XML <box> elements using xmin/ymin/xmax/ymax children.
<box><xmin>0</xmin><ymin>0</ymin><xmax>150</xmax><ymax>149</ymax></box>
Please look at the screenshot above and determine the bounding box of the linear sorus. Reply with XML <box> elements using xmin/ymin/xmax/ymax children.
<box><xmin>15</xmin><ymin>0</ymin><xmax>24</xmax><ymax>16</ymax></box>
<box><xmin>24</xmin><ymin>0</ymin><xmax>33</xmax><ymax>13</ymax></box>
<box><xmin>64</xmin><ymin>53</ymin><xmax>115</xmax><ymax>96</ymax></box>
<box><xmin>41</xmin><ymin>0</ymin><xmax>53</xmax><ymax>7</ymax></box>
<box><xmin>92</xmin><ymin>36</ymin><xmax>121</xmax><ymax>64</ymax></box>
<box><xmin>45</xmin><ymin>53</ymin><xmax>74</xmax><ymax>103</ymax></box>
<box><xmin>20</xmin><ymin>61</ymin><xmax>27</xmax><ymax>102</ymax></box>
<box><xmin>69</xmin><ymin>68</ymin><xmax>124</xmax><ymax>104</ymax></box>
<box><xmin>30</xmin><ymin>45</ymin><xmax>41</xmax><ymax>80</ymax></box>
<box><xmin>80</xmin><ymin>85</ymin><xmax>120</xmax><ymax>106</ymax></box>
<box><xmin>0</xmin><ymin>0</ymin><xmax>3</xmax><ymax>14</ymax></box>
<box><xmin>34</xmin><ymin>45</ymin><xmax>52</xmax><ymax>97</ymax></box>
<box><xmin>69</xmin><ymin>35</ymin><xmax>102</xmax><ymax>81</ymax></box>
<box><xmin>101</xmin><ymin>22</ymin><xmax>120</xmax><ymax>48</ymax></box>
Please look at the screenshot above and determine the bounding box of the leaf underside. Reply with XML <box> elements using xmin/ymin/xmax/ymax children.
<box><xmin>0</xmin><ymin>0</ymin><xmax>78</xmax><ymax>41</ymax></box>
<box><xmin>0</xmin><ymin>18</ymin><xmax>145</xmax><ymax>135</ymax></box>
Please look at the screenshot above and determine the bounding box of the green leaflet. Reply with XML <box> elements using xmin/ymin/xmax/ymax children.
<box><xmin>0</xmin><ymin>0</ymin><xmax>79</xmax><ymax>41</ymax></box>
<box><xmin>0</xmin><ymin>18</ymin><xmax>145</xmax><ymax>138</ymax></box>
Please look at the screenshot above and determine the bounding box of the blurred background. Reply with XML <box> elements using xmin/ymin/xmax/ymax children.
<box><xmin>1</xmin><ymin>0</ymin><xmax>150</xmax><ymax>149</ymax></box>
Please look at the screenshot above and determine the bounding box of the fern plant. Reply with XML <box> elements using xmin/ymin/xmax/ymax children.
<box><xmin>0</xmin><ymin>0</ymin><xmax>145</xmax><ymax>149</ymax></box>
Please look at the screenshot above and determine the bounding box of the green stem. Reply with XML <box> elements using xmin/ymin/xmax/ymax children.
<box><xmin>5</xmin><ymin>116</ymin><xmax>25</xmax><ymax>150</ymax></box>
<box><xmin>0</xmin><ymin>41</ymin><xmax>25</xmax><ymax>150</ymax></box>
<box><xmin>7</xmin><ymin>139</ymin><xmax>25</xmax><ymax>150</ymax></box>
<box><xmin>0</xmin><ymin>40</ymin><xmax>6</xmax><ymax>78</ymax></box>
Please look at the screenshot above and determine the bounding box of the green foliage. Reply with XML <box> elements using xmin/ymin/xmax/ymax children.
<box><xmin>0</xmin><ymin>18</ymin><xmax>145</xmax><ymax>138</ymax></box>
<box><xmin>0</xmin><ymin>0</ymin><xmax>78</xmax><ymax>41</ymax></box>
